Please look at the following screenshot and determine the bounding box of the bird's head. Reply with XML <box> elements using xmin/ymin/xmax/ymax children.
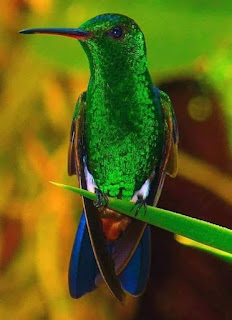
<box><xmin>20</xmin><ymin>13</ymin><xmax>147</xmax><ymax>74</ymax></box>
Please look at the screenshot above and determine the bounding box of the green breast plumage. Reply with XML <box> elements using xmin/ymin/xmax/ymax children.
<box><xmin>85</xmin><ymin>72</ymin><xmax>164</xmax><ymax>200</ymax></box>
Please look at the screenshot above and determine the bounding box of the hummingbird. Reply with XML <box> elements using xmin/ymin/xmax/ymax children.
<box><xmin>20</xmin><ymin>13</ymin><xmax>178</xmax><ymax>303</ymax></box>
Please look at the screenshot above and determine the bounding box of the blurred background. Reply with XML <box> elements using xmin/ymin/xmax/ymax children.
<box><xmin>0</xmin><ymin>0</ymin><xmax>232</xmax><ymax>319</ymax></box>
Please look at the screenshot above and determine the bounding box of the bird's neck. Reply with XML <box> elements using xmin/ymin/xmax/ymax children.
<box><xmin>81</xmin><ymin>41</ymin><xmax>154</xmax><ymax>101</ymax></box>
<box><xmin>86</xmin><ymin>61</ymin><xmax>154</xmax><ymax>109</ymax></box>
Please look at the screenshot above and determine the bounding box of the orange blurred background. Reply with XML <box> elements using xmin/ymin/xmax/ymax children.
<box><xmin>1</xmin><ymin>1</ymin><xmax>232</xmax><ymax>319</ymax></box>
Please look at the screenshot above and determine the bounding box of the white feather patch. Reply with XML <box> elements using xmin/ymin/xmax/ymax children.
<box><xmin>83</xmin><ymin>158</ymin><xmax>97</xmax><ymax>193</ymax></box>
<box><xmin>83</xmin><ymin>156</ymin><xmax>151</xmax><ymax>202</ymax></box>
<box><xmin>131</xmin><ymin>179</ymin><xmax>150</xmax><ymax>202</ymax></box>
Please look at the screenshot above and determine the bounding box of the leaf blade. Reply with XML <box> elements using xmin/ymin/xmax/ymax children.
<box><xmin>175</xmin><ymin>235</ymin><xmax>232</xmax><ymax>263</ymax></box>
<box><xmin>50</xmin><ymin>182</ymin><xmax>232</xmax><ymax>255</ymax></box>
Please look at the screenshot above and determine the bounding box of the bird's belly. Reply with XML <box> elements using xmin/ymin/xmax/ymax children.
<box><xmin>87</xmin><ymin>134</ymin><xmax>159</xmax><ymax>200</ymax></box>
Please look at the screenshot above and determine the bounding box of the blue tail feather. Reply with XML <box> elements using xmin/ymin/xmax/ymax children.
<box><xmin>119</xmin><ymin>225</ymin><xmax>151</xmax><ymax>296</ymax></box>
<box><xmin>68</xmin><ymin>211</ymin><xmax>98</xmax><ymax>298</ymax></box>
<box><xmin>69</xmin><ymin>213</ymin><xmax>150</xmax><ymax>298</ymax></box>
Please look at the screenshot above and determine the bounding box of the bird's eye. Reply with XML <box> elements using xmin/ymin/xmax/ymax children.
<box><xmin>108</xmin><ymin>26</ymin><xmax>124</xmax><ymax>39</ymax></box>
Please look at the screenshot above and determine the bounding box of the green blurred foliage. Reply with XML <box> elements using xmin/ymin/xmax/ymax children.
<box><xmin>0</xmin><ymin>0</ymin><xmax>232</xmax><ymax>319</ymax></box>
<box><xmin>198</xmin><ymin>40</ymin><xmax>232</xmax><ymax>150</ymax></box>
<box><xmin>21</xmin><ymin>0</ymin><xmax>232</xmax><ymax>76</ymax></box>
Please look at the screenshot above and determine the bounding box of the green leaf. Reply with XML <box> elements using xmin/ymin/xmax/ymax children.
<box><xmin>175</xmin><ymin>235</ymin><xmax>232</xmax><ymax>263</ymax></box>
<box><xmin>50</xmin><ymin>182</ymin><xmax>232</xmax><ymax>255</ymax></box>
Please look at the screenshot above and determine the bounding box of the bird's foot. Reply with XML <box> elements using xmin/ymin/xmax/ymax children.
<box><xmin>130</xmin><ymin>195</ymin><xmax>147</xmax><ymax>217</ymax></box>
<box><xmin>94</xmin><ymin>188</ymin><xmax>109</xmax><ymax>208</ymax></box>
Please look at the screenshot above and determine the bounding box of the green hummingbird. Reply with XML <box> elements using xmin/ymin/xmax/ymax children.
<box><xmin>20</xmin><ymin>13</ymin><xmax>178</xmax><ymax>303</ymax></box>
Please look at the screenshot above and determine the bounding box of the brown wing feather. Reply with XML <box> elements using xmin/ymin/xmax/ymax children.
<box><xmin>68</xmin><ymin>119</ymin><xmax>78</xmax><ymax>176</ymax></box>
<box><xmin>159</xmin><ymin>90</ymin><xmax>178</xmax><ymax>178</ymax></box>
<box><xmin>150</xmin><ymin>89</ymin><xmax>178</xmax><ymax>205</ymax></box>
<box><xmin>166</xmin><ymin>143</ymin><xmax>178</xmax><ymax>177</ymax></box>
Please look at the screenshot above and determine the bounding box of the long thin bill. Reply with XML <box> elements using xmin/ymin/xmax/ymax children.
<box><xmin>19</xmin><ymin>28</ymin><xmax>92</xmax><ymax>40</ymax></box>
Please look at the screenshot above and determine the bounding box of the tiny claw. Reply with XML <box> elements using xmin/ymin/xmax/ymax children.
<box><xmin>94</xmin><ymin>189</ymin><xmax>109</xmax><ymax>208</ymax></box>
<box><xmin>130</xmin><ymin>195</ymin><xmax>147</xmax><ymax>217</ymax></box>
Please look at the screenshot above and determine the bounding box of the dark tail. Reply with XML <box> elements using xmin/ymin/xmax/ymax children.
<box><xmin>68</xmin><ymin>211</ymin><xmax>150</xmax><ymax>298</ymax></box>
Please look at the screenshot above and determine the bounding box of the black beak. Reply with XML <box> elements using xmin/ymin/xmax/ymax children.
<box><xmin>19</xmin><ymin>28</ymin><xmax>92</xmax><ymax>40</ymax></box>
